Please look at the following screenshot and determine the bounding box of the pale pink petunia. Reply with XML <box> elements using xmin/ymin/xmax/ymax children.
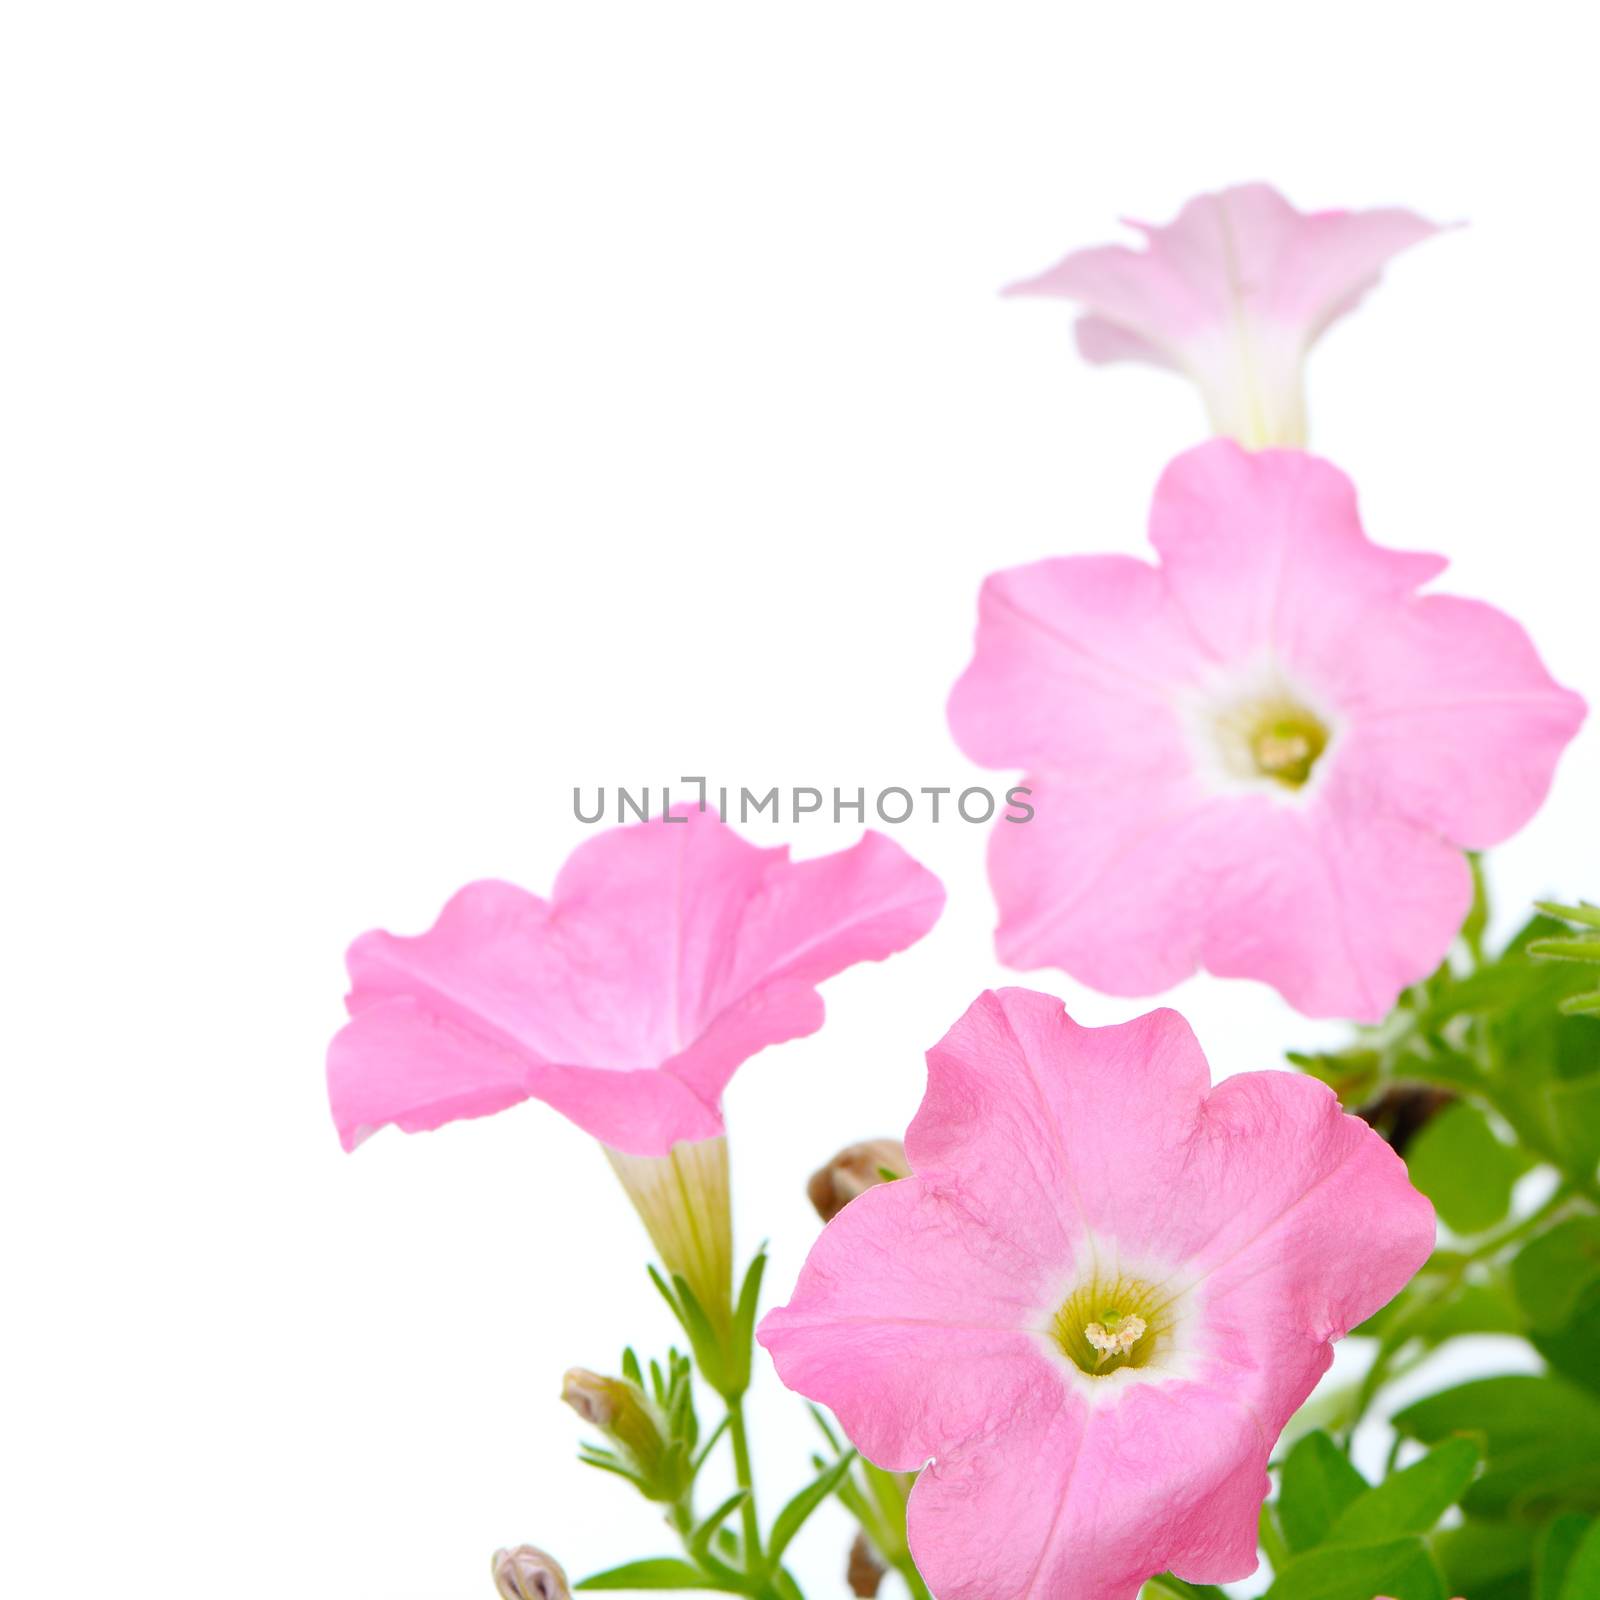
<box><xmin>948</xmin><ymin>439</ymin><xmax>1585</xmax><ymax>1022</ymax></box>
<box><xmin>759</xmin><ymin>988</ymin><xmax>1435</xmax><ymax>1600</ymax></box>
<box><xmin>327</xmin><ymin>809</ymin><xmax>944</xmax><ymax>1156</ymax></box>
<box><xmin>1007</xmin><ymin>183</ymin><xmax>1444</xmax><ymax>447</ymax></box>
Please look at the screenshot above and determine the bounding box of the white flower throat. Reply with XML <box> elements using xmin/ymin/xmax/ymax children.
<box><xmin>1186</xmin><ymin>659</ymin><xmax>1339</xmax><ymax>800</ymax></box>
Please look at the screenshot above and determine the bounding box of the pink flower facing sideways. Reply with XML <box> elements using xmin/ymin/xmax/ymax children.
<box><xmin>327</xmin><ymin>809</ymin><xmax>943</xmax><ymax>1323</ymax></box>
<box><xmin>328</xmin><ymin>808</ymin><xmax>943</xmax><ymax>1156</ymax></box>
<box><xmin>1007</xmin><ymin>182</ymin><xmax>1444</xmax><ymax>447</ymax></box>
<box><xmin>949</xmin><ymin>440</ymin><xmax>1585</xmax><ymax>1022</ymax></box>
<box><xmin>759</xmin><ymin>988</ymin><xmax>1436</xmax><ymax>1600</ymax></box>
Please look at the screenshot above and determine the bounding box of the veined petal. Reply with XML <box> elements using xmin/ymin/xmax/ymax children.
<box><xmin>1333</xmin><ymin>594</ymin><xmax>1587</xmax><ymax>848</ymax></box>
<box><xmin>327</xmin><ymin>811</ymin><xmax>944</xmax><ymax>1155</ymax></box>
<box><xmin>758</xmin><ymin>1177</ymin><xmax>1053</xmax><ymax>1471</ymax></box>
<box><xmin>947</xmin><ymin>554</ymin><xmax>1206</xmax><ymax>776</ymax></box>
<box><xmin>1008</xmin><ymin>183</ymin><xmax>1443</xmax><ymax>447</ymax></box>
<box><xmin>988</xmin><ymin>768</ymin><xmax>1471</xmax><ymax>1023</ymax></box>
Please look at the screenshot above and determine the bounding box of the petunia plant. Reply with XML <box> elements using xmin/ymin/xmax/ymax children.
<box><xmin>328</xmin><ymin>185</ymin><xmax>1600</xmax><ymax>1600</ymax></box>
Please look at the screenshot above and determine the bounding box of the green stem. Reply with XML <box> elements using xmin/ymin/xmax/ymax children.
<box><xmin>1257</xmin><ymin>1504</ymin><xmax>1290</xmax><ymax>1575</ymax></box>
<box><xmin>727</xmin><ymin>1396</ymin><xmax>765</xmax><ymax>1572</ymax></box>
<box><xmin>892</xmin><ymin>1551</ymin><xmax>932</xmax><ymax>1600</ymax></box>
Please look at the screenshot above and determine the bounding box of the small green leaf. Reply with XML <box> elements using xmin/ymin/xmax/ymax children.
<box><xmin>1534</xmin><ymin>1281</ymin><xmax>1600</xmax><ymax>1396</ymax></box>
<box><xmin>1535</xmin><ymin>1513</ymin><xmax>1592</xmax><ymax>1600</ymax></box>
<box><xmin>1405</xmin><ymin>1102</ymin><xmax>1525</xmax><ymax>1235</ymax></box>
<box><xmin>1394</xmin><ymin>1374</ymin><xmax>1600</xmax><ymax>1447</ymax></box>
<box><xmin>1393</xmin><ymin>1375</ymin><xmax>1600</xmax><ymax>1519</ymax></box>
<box><xmin>689</xmin><ymin>1491</ymin><xmax>748</xmax><ymax>1566</ymax></box>
<box><xmin>1514</xmin><ymin>1217</ymin><xmax>1600</xmax><ymax>1332</ymax></box>
<box><xmin>1435</xmin><ymin>1517</ymin><xmax>1537</xmax><ymax>1594</ymax></box>
<box><xmin>1265</xmin><ymin>1536</ymin><xmax>1445</xmax><ymax>1600</ymax></box>
<box><xmin>766</xmin><ymin>1450</ymin><xmax>858</xmax><ymax>1564</ymax></box>
<box><xmin>1536</xmin><ymin>901</ymin><xmax>1600</xmax><ymax>931</ymax></box>
<box><xmin>721</xmin><ymin>1249</ymin><xmax>768</xmax><ymax>1396</ymax></box>
<box><xmin>1277</xmin><ymin>1430</ymin><xmax>1369</xmax><ymax>1552</ymax></box>
<box><xmin>1529</xmin><ymin>937</ymin><xmax>1600</xmax><ymax>964</ymax></box>
<box><xmin>1560</xmin><ymin>1519</ymin><xmax>1600</xmax><ymax>1600</ymax></box>
<box><xmin>1331</xmin><ymin>1437</ymin><xmax>1480</xmax><ymax>1542</ymax></box>
<box><xmin>577</xmin><ymin>1556</ymin><xmax>730</xmax><ymax>1590</ymax></box>
<box><xmin>1545</xmin><ymin>1074</ymin><xmax>1600</xmax><ymax>1172</ymax></box>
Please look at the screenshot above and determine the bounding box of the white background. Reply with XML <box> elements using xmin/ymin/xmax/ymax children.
<box><xmin>5</xmin><ymin>3</ymin><xmax>1597</xmax><ymax>1595</ymax></box>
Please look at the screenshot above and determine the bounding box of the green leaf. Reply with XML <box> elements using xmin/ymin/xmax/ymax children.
<box><xmin>1265</xmin><ymin>1536</ymin><xmax>1445</xmax><ymax>1600</ymax></box>
<box><xmin>1405</xmin><ymin>1102</ymin><xmax>1525</xmax><ymax>1234</ymax></box>
<box><xmin>766</xmin><ymin>1450</ymin><xmax>858</xmax><ymax>1564</ymax></box>
<box><xmin>1394</xmin><ymin>1374</ymin><xmax>1600</xmax><ymax>1446</ymax></box>
<box><xmin>576</xmin><ymin>1557</ymin><xmax>731</xmax><ymax>1590</ymax></box>
<box><xmin>721</xmin><ymin>1249</ymin><xmax>768</xmax><ymax>1397</ymax></box>
<box><xmin>1435</xmin><ymin>1517</ymin><xmax>1537</xmax><ymax>1594</ymax></box>
<box><xmin>1513</xmin><ymin>1217</ymin><xmax>1600</xmax><ymax>1331</ymax></box>
<box><xmin>1560</xmin><ymin>1519</ymin><xmax>1600</xmax><ymax>1600</ymax></box>
<box><xmin>689</xmin><ymin>1491</ymin><xmax>748</xmax><ymax>1567</ymax></box>
<box><xmin>1529</xmin><ymin>937</ymin><xmax>1600</xmax><ymax>965</ymax></box>
<box><xmin>1536</xmin><ymin>901</ymin><xmax>1600</xmax><ymax>931</ymax></box>
<box><xmin>1393</xmin><ymin>1375</ymin><xmax>1600</xmax><ymax>1518</ymax></box>
<box><xmin>1545</xmin><ymin>1075</ymin><xmax>1600</xmax><ymax>1172</ymax></box>
<box><xmin>1534</xmin><ymin>1281</ymin><xmax>1600</xmax><ymax>1396</ymax></box>
<box><xmin>1277</xmin><ymin>1430</ymin><xmax>1368</xmax><ymax>1552</ymax></box>
<box><xmin>1331</xmin><ymin>1436</ymin><xmax>1480</xmax><ymax>1542</ymax></box>
<box><xmin>1535</xmin><ymin>1514</ymin><xmax>1592</xmax><ymax>1600</ymax></box>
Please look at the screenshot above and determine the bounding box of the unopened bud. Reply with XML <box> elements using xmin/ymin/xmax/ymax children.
<box><xmin>560</xmin><ymin>1368</ymin><xmax>619</xmax><ymax>1429</ymax></box>
<box><xmin>560</xmin><ymin>1364</ymin><xmax>691</xmax><ymax>1504</ymax></box>
<box><xmin>492</xmin><ymin>1546</ymin><xmax>571</xmax><ymax>1600</ymax></box>
<box><xmin>847</xmin><ymin>1532</ymin><xmax>887</xmax><ymax>1597</ymax></box>
<box><xmin>808</xmin><ymin>1139</ymin><xmax>908</xmax><ymax>1223</ymax></box>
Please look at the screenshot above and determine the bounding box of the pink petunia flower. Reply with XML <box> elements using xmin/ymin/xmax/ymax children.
<box><xmin>328</xmin><ymin>810</ymin><xmax>943</xmax><ymax>1326</ymax></box>
<box><xmin>948</xmin><ymin>440</ymin><xmax>1584</xmax><ymax>1022</ymax></box>
<box><xmin>1006</xmin><ymin>182</ymin><xmax>1443</xmax><ymax>447</ymax></box>
<box><xmin>327</xmin><ymin>808</ymin><xmax>944</xmax><ymax>1157</ymax></box>
<box><xmin>759</xmin><ymin>988</ymin><xmax>1435</xmax><ymax>1600</ymax></box>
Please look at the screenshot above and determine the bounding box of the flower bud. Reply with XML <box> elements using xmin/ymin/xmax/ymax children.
<box><xmin>605</xmin><ymin>1136</ymin><xmax>733</xmax><ymax>1338</ymax></box>
<box><xmin>808</xmin><ymin>1139</ymin><xmax>908</xmax><ymax>1223</ymax></box>
<box><xmin>847</xmin><ymin>1532</ymin><xmax>886</xmax><ymax>1597</ymax></box>
<box><xmin>492</xmin><ymin>1546</ymin><xmax>571</xmax><ymax>1600</ymax></box>
<box><xmin>561</xmin><ymin>1364</ymin><xmax>693</xmax><ymax>1504</ymax></box>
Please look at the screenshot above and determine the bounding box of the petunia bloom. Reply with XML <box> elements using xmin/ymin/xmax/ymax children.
<box><xmin>1006</xmin><ymin>183</ymin><xmax>1443</xmax><ymax>448</ymax></box>
<box><xmin>759</xmin><ymin>988</ymin><xmax>1435</xmax><ymax>1600</ymax></box>
<box><xmin>328</xmin><ymin>809</ymin><xmax>943</xmax><ymax>1317</ymax></box>
<box><xmin>327</xmin><ymin>808</ymin><xmax>943</xmax><ymax>1156</ymax></box>
<box><xmin>948</xmin><ymin>439</ymin><xmax>1584</xmax><ymax>1021</ymax></box>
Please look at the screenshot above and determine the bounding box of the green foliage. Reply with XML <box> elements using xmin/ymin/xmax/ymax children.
<box><xmin>1266</xmin><ymin>1535</ymin><xmax>1446</xmax><ymax>1599</ymax></box>
<box><xmin>1406</xmin><ymin>1103</ymin><xmax>1527</xmax><ymax>1234</ymax></box>
<box><xmin>1331</xmin><ymin>1437</ymin><xmax>1481</xmax><ymax>1543</ymax></box>
<box><xmin>1278</xmin><ymin>1431</ymin><xmax>1369</xmax><ymax>1552</ymax></box>
<box><xmin>1393</xmin><ymin>1376</ymin><xmax>1600</xmax><ymax>1521</ymax></box>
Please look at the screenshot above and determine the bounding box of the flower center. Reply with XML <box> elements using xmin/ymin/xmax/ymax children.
<box><xmin>1050</xmin><ymin>1274</ymin><xmax>1171</xmax><ymax>1377</ymax></box>
<box><xmin>1206</xmin><ymin>688</ymin><xmax>1331</xmax><ymax>792</ymax></box>
<box><xmin>1246</xmin><ymin>703</ymin><xmax>1328</xmax><ymax>787</ymax></box>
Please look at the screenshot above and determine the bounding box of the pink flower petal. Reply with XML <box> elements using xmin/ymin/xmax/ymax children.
<box><xmin>755</xmin><ymin>1177</ymin><xmax>1048</xmax><ymax>1471</ymax></box>
<box><xmin>906</xmin><ymin>1376</ymin><xmax>1263</xmax><ymax>1600</ymax></box>
<box><xmin>328</xmin><ymin>812</ymin><xmax>944</xmax><ymax>1154</ymax></box>
<box><xmin>988</xmin><ymin>767</ymin><xmax>1473</xmax><ymax>1022</ymax></box>
<box><xmin>1146</xmin><ymin>444</ymin><xmax>1446</xmax><ymax>668</ymax></box>
<box><xmin>761</xmin><ymin>990</ymin><xmax>1434</xmax><ymax>1600</ymax></box>
<box><xmin>1007</xmin><ymin>183</ymin><xmax>1444</xmax><ymax>446</ymax></box>
<box><xmin>1333</xmin><ymin>594</ymin><xmax>1587</xmax><ymax>849</ymax></box>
